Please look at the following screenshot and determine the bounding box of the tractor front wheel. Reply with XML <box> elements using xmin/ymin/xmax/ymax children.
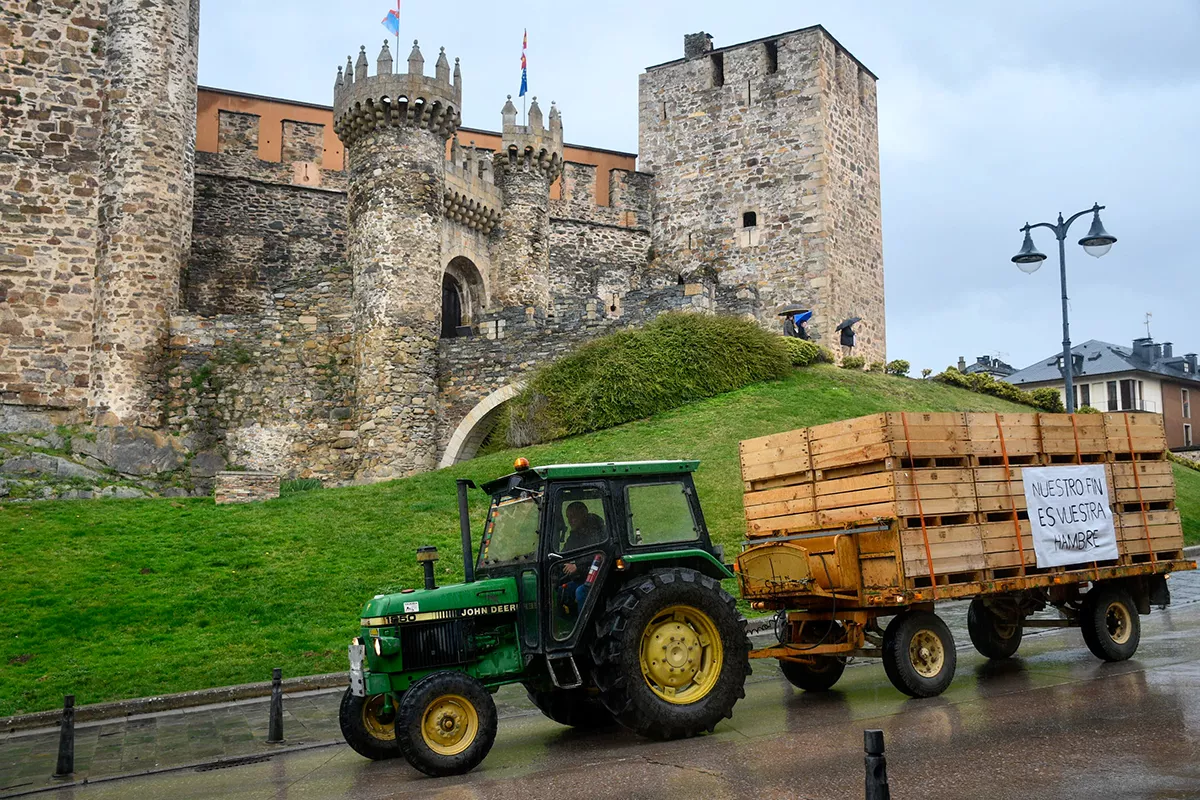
<box><xmin>339</xmin><ymin>689</ymin><xmax>400</xmax><ymax>761</ymax></box>
<box><xmin>395</xmin><ymin>671</ymin><xmax>498</xmax><ymax>777</ymax></box>
<box><xmin>590</xmin><ymin>567</ymin><xmax>750</xmax><ymax>740</ymax></box>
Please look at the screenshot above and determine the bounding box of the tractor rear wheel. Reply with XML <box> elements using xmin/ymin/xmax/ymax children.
<box><xmin>524</xmin><ymin>685</ymin><xmax>614</xmax><ymax>729</ymax></box>
<box><xmin>339</xmin><ymin>689</ymin><xmax>400</xmax><ymax>761</ymax></box>
<box><xmin>395</xmin><ymin>671</ymin><xmax>497</xmax><ymax>777</ymax></box>
<box><xmin>590</xmin><ymin>567</ymin><xmax>750</xmax><ymax>740</ymax></box>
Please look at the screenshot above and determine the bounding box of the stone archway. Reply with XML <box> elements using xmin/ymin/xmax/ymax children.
<box><xmin>439</xmin><ymin>382</ymin><xmax>524</xmax><ymax>467</ymax></box>
<box><xmin>440</xmin><ymin>256</ymin><xmax>486</xmax><ymax>339</ymax></box>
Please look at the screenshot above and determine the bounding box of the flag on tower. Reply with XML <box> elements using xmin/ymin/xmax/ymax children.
<box><xmin>381</xmin><ymin>3</ymin><xmax>400</xmax><ymax>37</ymax></box>
<box><xmin>519</xmin><ymin>29</ymin><xmax>528</xmax><ymax>97</ymax></box>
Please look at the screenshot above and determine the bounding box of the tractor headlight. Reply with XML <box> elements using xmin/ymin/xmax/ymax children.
<box><xmin>371</xmin><ymin>634</ymin><xmax>402</xmax><ymax>658</ymax></box>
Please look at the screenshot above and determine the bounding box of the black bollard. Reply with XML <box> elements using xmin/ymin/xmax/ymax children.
<box><xmin>864</xmin><ymin>729</ymin><xmax>890</xmax><ymax>800</ymax></box>
<box><xmin>53</xmin><ymin>695</ymin><xmax>75</xmax><ymax>778</ymax></box>
<box><xmin>267</xmin><ymin>668</ymin><xmax>284</xmax><ymax>743</ymax></box>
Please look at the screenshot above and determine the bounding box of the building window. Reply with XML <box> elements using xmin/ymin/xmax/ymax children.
<box><xmin>1184</xmin><ymin>389</ymin><xmax>1191</xmax><ymax>419</ymax></box>
<box><xmin>1074</xmin><ymin>384</ymin><xmax>1092</xmax><ymax>410</ymax></box>
<box><xmin>737</xmin><ymin>210</ymin><xmax>760</xmax><ymax>247</ymax></box>
<box><xmin>441</xmin><ymin>274</ymin><xmax>464</xmax><ymax>339</ymax></box>
<box><xmin>710</xmin><ymin>52</ymin><xmax>725</xmax><ymax>87</ymax></box>
<box><xmin>1107</xmin><ymin>381</ymin><xmax>1118</xmax><ymax>412</ymax></box>
<box><xmin>1186</xmin><ymin>424</ymin><xmax>1193</xmax><ymax>448</ymax></box>
<box><xmin>1119</xmin><ymin>379</ymin><xmax>1136</xmax><ymax>411</ymax></box>
<box><xmin>764</xmin><ymin>41</ymin><xmax>779</xmax><ymax>74</ymax></box>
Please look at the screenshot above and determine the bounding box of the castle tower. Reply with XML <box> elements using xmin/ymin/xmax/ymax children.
<box><xmin>492</xmin><ymin>96</ymin><xmax>563</xmax><ymax>311</ymax></box>
<box><xmin>90</xmin><ymin>0</ymin><xmax>201</xmax><ymax>425</ymax></box>
<box><xmin>638</xmin><ymin>28</ymin><xmax>885</xmax><ymax>362</ymax></box>
<box><xmin>333</xmin><ymin>40</ymin><xmax>462</xmax><ymax>479</ymax></box>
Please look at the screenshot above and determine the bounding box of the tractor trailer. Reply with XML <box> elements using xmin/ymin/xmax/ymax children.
<box><xmin>340</xmin><ymin>412</ymin><xmax>1195</xmax><ymax>776</ymax></box>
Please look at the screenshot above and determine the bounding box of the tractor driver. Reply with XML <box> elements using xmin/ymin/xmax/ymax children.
<box><xmin>557</xmin><ymin>501</ymin><xmax>605</xmax><ymax>615</ymax></box>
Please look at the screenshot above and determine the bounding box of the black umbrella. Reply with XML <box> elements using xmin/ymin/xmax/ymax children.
<box><xmin>835</xmin><ymin>317</ymin><xmax>862</xmax><ymax>331</ymax></box>
<box><xmin>776</xmin><ymin>304</ymin><xmax>810</xmax><ymax>316</ymax></box>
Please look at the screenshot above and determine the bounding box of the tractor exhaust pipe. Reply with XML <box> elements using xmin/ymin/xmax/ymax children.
<box><xmin>416</xmin><ymin>546</ymin><xmax>439</xmax><ymax>590</ymax></box>
<box><xmin>456</xmin><ymin>479</ymin><xmax>476</xmax><ymax>583</ymax></box>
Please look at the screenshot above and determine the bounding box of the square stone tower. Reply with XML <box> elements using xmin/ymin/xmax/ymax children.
<box><xmin>639</xmin><ymin>26</ymin><xmax>885</xmax><ymax>361</ymax></box>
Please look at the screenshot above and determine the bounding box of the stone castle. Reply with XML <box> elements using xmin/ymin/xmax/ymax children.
<box><xmin>1</xmin><ymin>1</ymin><xmax>884</xmax><ymax>487</ymax></box>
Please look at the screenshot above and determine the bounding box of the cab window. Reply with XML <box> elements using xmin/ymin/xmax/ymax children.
<box><xmin>478</xmin><ymin>495</ymin><xmax>540</xmax><ymax>568</ymax></box>
<box><xmin>626</xmin><ymin>482</ymin><xmax>699</xmax><ymax>546</ymax></box>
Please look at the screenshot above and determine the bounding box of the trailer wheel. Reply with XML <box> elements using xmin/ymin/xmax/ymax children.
<box><xmin>395</xmin><ymin>671</ymin><xmax>497</xmax><ymax>777</ymax></box>
<box><xmin>524</xmin><ymin>685</ymin><xmax>614</xmax><ymax>729</ymax></box>
<box><xmin>1081</xmin><ymin>584</ymin><xmax>1140</xmax><ymax>662</ymax></box>
<box><xmin>967</xmin><ymin>598</ymin><xmax>1023</xmax><ymax>660</ymax></box>
<box><xmin>779</xmin><ymin>657</ymin><xmax>846</xmax><ymax>692</ymax></box>
<box><xmin>590</xmin><ymin>567</ymin><xmax>750</xmax><ymax>740</ymax></box>
<box><xmin>339</xmin><ymin>689</ymin><xmax>401</xmax><ymax>760</ymax></box>
<box><xmin>882</xmin><ymin>611</ymin><xmax>956</xmax><ymax>698</ymax></box>
<box><xmin>778</xmin><ymin>619</ymin><xmax>846</xmax><ymax>691</ymax></box>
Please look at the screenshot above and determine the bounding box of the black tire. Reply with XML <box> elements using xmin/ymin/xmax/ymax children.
<box><xmin>882</xmin><ymin>611</ymin><xmax>957</xmax><ymax>698</ymax></box>
<box><xmin>339</xmin><ymin>688</ymin><xmax>400</xmax><ymax>761</ymax></box>
<box><xmin>967</xmin><ymin>597</ymin><xmax>1023</xmax><ymax>660</ymax></box>
<box><xmin>779</xmin><ymin>657</ymin><xmax>846</xmax><ymax>691</ymax></box>
<box><xmin>777</xmin><ymin>619</ymin><xmax>846</xmax><ymax>691</ymax></box>
<box><xmin>524</xmin><ymin>685</ymin><xmax>614</xmax><ymax>729</ymax></box>
<box><xmin>590</xmin><ymin>567</ymin><xmax>750</xmax><ymax>740</ymax></box>
<box><xmin>1081</xmin><ymin>584</ymin><xmax>1141</xmax><ymax>662</ymax></box>
<box><xmin>394</xmin><ymin>671</ymin><xmax>498</xmax><ymax>777</ymax></box>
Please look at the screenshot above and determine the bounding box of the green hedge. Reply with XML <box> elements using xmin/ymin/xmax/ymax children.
<box><xmin>781</xmin><ymin>338</ymin><xmax>835</xmax><ymax>367</ymax></box>
<box><xmin>508</xmin><ymin>313</ymin><xmax>792</xmax><ymax>445</ymax></box>
<box><xmin>932</xmin><ymin>367</ymin><xmax>1063</xmax><ymax>412</ymax></box>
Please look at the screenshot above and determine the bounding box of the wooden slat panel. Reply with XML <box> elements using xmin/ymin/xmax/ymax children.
<box><xmin>743</xmin><ymin>483</ymin><xmax>815</xmax><ymax>508</ymax></box>
<box><xmin>741</xmin><ymin>454</ymin><xmax>813</xmax><ymax>482</ymax></box>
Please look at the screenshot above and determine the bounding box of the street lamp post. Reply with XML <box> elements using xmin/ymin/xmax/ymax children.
<box><xmin>1011</xmin><ymin>203</ymin><xmax>1117</xmax><ymax>413</ymax></box>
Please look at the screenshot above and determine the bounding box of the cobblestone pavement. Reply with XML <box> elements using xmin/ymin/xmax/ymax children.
<box><xmin>3</xmin><ymin>565</ymin><xmax>1197</xmax><ymax>797</ymax></box>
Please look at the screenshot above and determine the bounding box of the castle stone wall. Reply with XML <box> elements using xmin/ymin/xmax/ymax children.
<box><xmin>638</xmin><ymin>27</ymin><xmax>885</xmax><ymax>362</ymax></box>
<box><xmin>0</xmin><ymin>1</ymin><xmax>108</xmax><ymax>416</ymax></box>
<box><xmin>90</xmin><ymin>0</ymin><xmax>200</xmax><ymax>426</ymax></box>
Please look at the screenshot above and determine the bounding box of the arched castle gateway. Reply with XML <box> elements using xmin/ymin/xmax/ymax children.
<box><xmin>1</xmin><ymin>8</ymin><xmax>884</xmax><ymax>486</ymax></box>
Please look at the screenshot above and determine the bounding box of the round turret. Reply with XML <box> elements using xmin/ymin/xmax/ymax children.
<box><xmin>332</xmin><ymin>40</ymin><xmax>462</xmax><ymax>480</ymax></box>
<box><xmin>334</xmin><ymin>41</ymin><xmax>461</xmax><ymax>147</ymax></box>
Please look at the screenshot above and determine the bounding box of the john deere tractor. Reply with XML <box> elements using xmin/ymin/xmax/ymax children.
<box><xmin>339</xmin><ymin>459</ymin><xmax>750</xmax><ymax>776</ymax></box>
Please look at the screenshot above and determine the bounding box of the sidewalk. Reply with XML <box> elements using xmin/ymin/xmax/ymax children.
<box><xmin>3</xmin><ymin>555</ymin><xmax>1197</xmax><ymax>797</ymax></box>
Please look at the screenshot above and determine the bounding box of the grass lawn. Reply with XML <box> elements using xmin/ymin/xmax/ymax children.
<box><xmin>1</xmin><ymin>366</ymin><xmax>1194</xmax><ymax>716</ymax></box>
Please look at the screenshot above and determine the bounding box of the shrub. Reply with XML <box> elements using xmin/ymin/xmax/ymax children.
<box><xmin>1077</xmin><ymin>404</ymin><xmax>1101</xmax><ymax>414</ymax></box>
<box><xmin>508</xmin><ymin>313</ymin><xmax>791</xmax><ymax>444</ymax></box>
<box><xmin>280</xmin><ymin>478</ymin><xmax>323</xmax><ymax>495</ymax></box>
<box><xmin>885</xmin><ymin>359</ymin><xmax>911</xmax><ymax>377</ymax></box>
<box><xmin>841</xmin><ymin>356</ymin><xmax>865</xmax><ymax>370</ymax></box>
<box><xmin>921</xmin><ymin>368</ymin><xmax>932</xmax><ymax>379</ymax></box>
<box><xmin>932</xmin><ymin>367</ymin><xmax>1070</xmax><ymax>412</ymax></box>
<box><xmin>867</xmin><ymin>361</ymin><xmax>885</xmax><ymax>373</ymax></box>
<box><xmin>1029</xmin><ymin>387</ymin><xmax>1065</xmax><ymax>413</ymax></box>
<box><xmin>781</xmin><ymin>338</ymin><xmax>834</xmax><ymax>367</ymax></box>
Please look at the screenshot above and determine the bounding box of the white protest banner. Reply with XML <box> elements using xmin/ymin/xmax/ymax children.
<box><xmin>1021</xmin><ymin>464</ymin><xmax>1119</xmax><ymax>568</ymax></box>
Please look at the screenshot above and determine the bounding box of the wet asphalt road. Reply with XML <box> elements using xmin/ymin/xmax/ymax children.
<box><xmin>33</xmin><ymin>590</ymin><xmax>1200</xmax><ymax>800</ymax></box>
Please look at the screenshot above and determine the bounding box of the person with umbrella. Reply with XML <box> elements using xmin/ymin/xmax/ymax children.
<box><xmin>836</xmin><ymin>317</ymin><xmax>861</xmax><ymax>360</ymax></box>
<box><xmin>777</xmin><ymin>305</ymin><xmax>812</xmax><ymax>340</ymax></box>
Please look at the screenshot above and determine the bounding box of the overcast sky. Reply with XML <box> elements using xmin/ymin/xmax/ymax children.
<box><xmin>198</xmin><ymin>1</ymin><xmax>1199</xmax><ymax>375</ymax></box>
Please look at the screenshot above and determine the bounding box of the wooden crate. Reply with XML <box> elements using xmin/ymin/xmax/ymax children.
<box><xmin>739</xmin><ymin>411</ymin><xmax>1181</xmax><ymax>577</ymax></box>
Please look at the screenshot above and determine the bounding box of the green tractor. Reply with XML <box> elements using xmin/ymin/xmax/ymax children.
<box><xmin>339</xmin><ymin>459</ymin><xmax>750</xmax><ymax>776</ymax></box>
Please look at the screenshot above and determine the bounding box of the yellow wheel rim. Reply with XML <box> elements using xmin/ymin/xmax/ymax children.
<box><xmin>640</xmin><ymin>604</ymin><xmax>724</xmax><ymax>705</ymax></box>
<box><xmin>361</xmin><ymin>694</ymin><xmax>396</xmax><ymax>742</ymax></box>
<box><xmin>420</xmin><ymin>694</ymin><xmax>479</xmax><ymax>756</ymax></box>
<box><xmin>909</xmin><ymin>629</ymin><xmax>945</xmax><ymax>678</ymax></box>
<box><xmin>1105</xmin><ymin>601</ymin><xmax>1133</xmax><ymax>645</ymax></box>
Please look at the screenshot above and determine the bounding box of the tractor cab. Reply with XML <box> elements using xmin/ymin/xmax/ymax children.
<box><xmin>475</xmin><ymin>459</ymin><xmax>730</xmax><ymax>685</ymax></box>
<box><xmin>339</xmin><ymin>458</ymin><xmax>746</xmax><ymax>778</ymax></box>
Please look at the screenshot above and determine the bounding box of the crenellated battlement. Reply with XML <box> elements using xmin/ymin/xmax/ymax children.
<box><xmin>332</xmin><ymin>40</ymin><xmax>462</xmax><ymax>146</ymax></box>
<box><xmin>444</xmin><ymin>140</ymin><xmax>502</xmax><ymax>233</ymax></box>
<box><xmin>495</xmin><ymin>96</ymin><xmax>564</xmax><ymax>180</ymax></box>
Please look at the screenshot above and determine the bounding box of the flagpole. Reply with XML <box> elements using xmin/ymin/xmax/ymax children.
<box><xmin>396</xmin><ymin>0</ymin><xmax>400</xmax><ymax>72</ymax></box>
